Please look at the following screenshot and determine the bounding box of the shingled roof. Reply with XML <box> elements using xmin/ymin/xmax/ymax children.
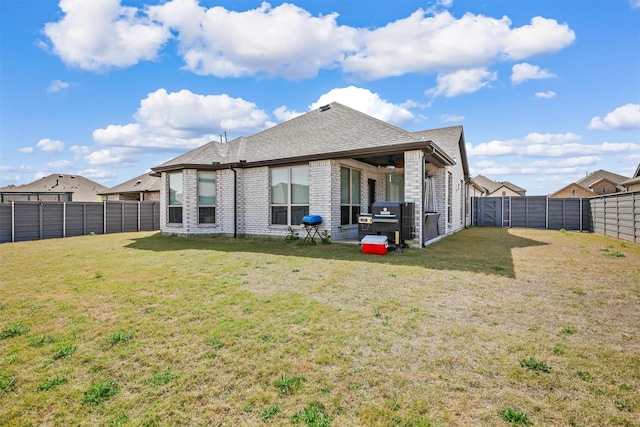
<box><xmin>98</xmin><ymin>172</ymin><xmax>160</xmax><ymax>196</ymax></box>
<box><xmin>576</xmin><ymin>169</ymin><xmax>629</xmax><ymax>190</ymax></box>
<box><xmin>152</xmin><ymin>102</ymin><xmax>455</xmax><ymax>172</ymax></box>
<box><xmin>412</xmin><ymin>126</ymin><xmax>468</xmax><ymax>178</ymax></box>
<box><xmin>0</xmin><ymin>174</ymin><xmax>107</xmax><ymax>202</ymax></box>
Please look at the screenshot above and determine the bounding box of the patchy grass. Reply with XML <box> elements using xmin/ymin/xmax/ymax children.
<box><xmin>0</xmin><ymin>228</ymin><xmax>639</xmax><ymax>425</ymax></box>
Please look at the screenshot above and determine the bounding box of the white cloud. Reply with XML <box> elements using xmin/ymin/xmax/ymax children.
<box><xmin>524</xmin><ymin>132</ymin><xmax>581</xmax><ymax>144</ymax></box>
<box><xmin>37</xmin><ymin>138</ymin><xmax>65</xmax><ymax>152</ymax></box>
<box><xmin>587</xmin><ymin>103</ymin><xmax>640</xmax><ymax>130</ymax></box>
<box><xmin>468</xmin><ymin>132</ymin><xmax>639</xmax><ymax>158</ymax></box>
<box><xmin>44</xmin><ymin>1</ymin><xmax>575</xmax><ymax>82</ymax></box>
<box><xmin>46</xmin><ymin>160</ymin><xmax>73</xmax><ymax>169</ymax></box>
<box><xmin>535</xmin><ymin>91</ymin><xmax>556</xmax><ymax>99</ymax></box>
<box><xmin>147</xmin><ymin>0</ymin><xmax>356</xmax><ymax>79</ymax></box>
<box><xmin>310</xmin><ymin>86</ymin><xmax>414</xmax><ymax>125</ymax></box>
<box><xmin>273</xmin><ymin>106</ymin><xmax>304</xmax><ymax>122</ymax></box>
<box><xmin>438</xmin><ymin>114</ymin><xmax>465</xmax><ymax>123</ymax></box>
<box><xmin>426</xmin><ymin>68</ymin><xmax>497</xmax><ymax>98</ymax></box>
<box><xmin>632</xmin><ymin>0</ymin><xmax>640</xmax><ymax>9</ymax></box>
<box><xmin>503</xmin><ymin>17</ymin><xmax>576</xmax><ymax>60</ymax></box>
<box><xmin>84</xmin><ymin>149</ymin><xmax>135</xmax><ymax>166</ymax></box>
<box><xmin>511</xmin><ymin>63</ymin><xmax>556</xmax><ymax>84</ymax></box>
<box><xmin>43</xmin><ymin>0</ymin><xmax>170</xmax><ymax>71</ymax></box>
<box><xmin>557</xmin><ymin>156</ymin><xmax>600</xmax><ymax>167</ymax></box>
<box><xmin>47</xmin><ymin>79</ymin><xmax>71</xmax><ymax>93</ymax></box>
<box><xmin>343</xmin><ymin>11</ymin><xmax>574</xmax><ymax>79</ymax></box>
<box><xmin>93</xmin><ymin>89</ymin><xmax>270</xmax><ymax>149</ymax></box>
<box><xmin>17</xmin><ymin>147</ymin><xmax>34</xmax><ymax>154</ymax></box>
<box><xmin>77</xmin><ymin>168</ymin><xmax>117</xmax><ymax>180</ymax></box>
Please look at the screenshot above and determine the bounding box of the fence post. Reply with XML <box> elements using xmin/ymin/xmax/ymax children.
<box><xmin>579</xmin><ymin>198</ymin><xmax>583</xmax><ymax>231</ymax></box>
<box><xmin>546</xmin><ymin>197</ymin><xmax>549</xmax><ymax>229</ymax></box>
<box><xmin>121</xmin><ymin>202</ymin><xmax>125</xmax><ymax>232</ymax></box>
<box><xmin>63</xmin><ymin>202</ymin><xmax>66</xmax><ymax>238</ymax></box>
<box><xmin>103</xmin><ymin>201</ymin><xmax>107</xmax><ymax>235</ymax></box>
<box><xmin>39</xmin><ymin>202</ymin><xmax>43</xmax><ymax>240</ymax></box>
<box><xmin>11</xmin><ymin>201</ymin><xmax>15</xmax><ymax>243</ymax></box>
<box><xmin>138</xmin><ymin>201</ymin><xmax>141</xmax><ymax>231</ymax></box>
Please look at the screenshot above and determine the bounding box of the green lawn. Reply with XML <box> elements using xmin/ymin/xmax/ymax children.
<box><xmin>1</xmin><ymin>228</ymin><xmax>638</xmax><ymax>426</ymax></box>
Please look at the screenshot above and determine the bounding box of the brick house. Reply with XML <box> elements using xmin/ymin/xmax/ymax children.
<box><xmin>99</xmin><ymin>172</ymin><xmax>161</xmax><ymax>201</ymax></box>
<box><xmin>151</xmin><ymin>102</ymin><xmax>471</xmax><ymax>247</ymax></box>
<box><xmin>473</xmin><ymin>175</ymin><xmax>526</xmax><ymax>197</ymax></box>
<box><xmin>549</xmin><ymin>169</ymin><xmax>629</xmax><ymax>198</ymax></box>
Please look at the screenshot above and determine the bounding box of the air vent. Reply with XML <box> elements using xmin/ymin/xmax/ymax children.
<box><xmin>319</xmin><ymin>104</ymin><xmax>331</xmax><ymax>112</ymax></box>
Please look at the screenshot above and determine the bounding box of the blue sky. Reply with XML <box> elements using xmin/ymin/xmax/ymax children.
<box><xmin>1</xmin><ymin>0</ymin><xmax>639</xmax><ymax>195</ymax></box>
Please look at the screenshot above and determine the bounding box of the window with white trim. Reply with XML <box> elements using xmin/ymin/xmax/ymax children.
<box><xmin>198</xmin><ymin>171</ymin><xmax>216</xmax><ymax>224</ymax></box>
<box><xmin>340</xmin><ymin>167</ymin><xmax>361</xmax><ymax>225</ymax></box>
<box><xmin>168</xmin><ymin>172</ymin><xmax>183</xmax><ymax>224</ymax></box>
<box><xmin>271</xmin><ymin>165</ymin><xmax>309</xmax><ymax>225</ymax></box>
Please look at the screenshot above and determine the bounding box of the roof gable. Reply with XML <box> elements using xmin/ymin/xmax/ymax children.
<box><xmin>576</xmin><ymin>169</ymin><xmax>629</xmax><ymax>187</ymax></box>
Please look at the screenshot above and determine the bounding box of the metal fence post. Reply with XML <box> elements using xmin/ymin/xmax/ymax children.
<box><xmin>63</xmin><ymin>202</ymin><xmax>66</xmax><ymax>238</ymax></box>
<box><xmin>104</xmin><ymin>201</ymin><xmax>107</xmax><ymax>235</ymax></box>
<box><xmin>11</xmin><ymin>201</ymin><xmax>15</xmax><ymax>243</ymax></box>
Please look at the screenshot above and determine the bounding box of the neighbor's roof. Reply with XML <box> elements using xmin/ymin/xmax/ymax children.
<box><xmin>473</xmin><ymin>175</ymin><xmax>526</xmax><ymax>194</ymax></box>
<box><xmin>99</xmin><ymin>172</ymin><xmax>160</xmax><ymax>195</ymax></box>
<box><xmin>153</xmin><ymin>102</ymin><xmax>457</xmax><ymax>172</ymax></box>
<box><xmin>0</xmin><ymin>174</ymin><xmax>107</xmax><ymax>202</ymax></box>
<box><xmin>576</xmin><ymin>169</ymin><xmax>629</xmax><ymax>188</ymax></box>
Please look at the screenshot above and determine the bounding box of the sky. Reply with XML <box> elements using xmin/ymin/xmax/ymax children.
<box><xmin>1</xmin><ymin>0</ymin><xmax>639</xmax><ymax>196</ymax></box>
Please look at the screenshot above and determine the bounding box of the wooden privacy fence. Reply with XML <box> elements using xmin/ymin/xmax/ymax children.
<box><xmin>0</xmin><ymin>201</ymin><xmax>160</xmax><ymax>243</ymax></box>
<box><xmin>473</xmin><ymin>193</ymin><xmax>639</xmax><ymax>244</ymax></box>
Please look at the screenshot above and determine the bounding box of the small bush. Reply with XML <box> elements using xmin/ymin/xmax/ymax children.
<box><xmin>274</xmin><ymin>373</ymin><xmax>305</xmax><ymax>396</ymax></box>
<box><xmin>0</xmin><ymin>322</ymin><xmax>30</xmax><ymax>340</ymax></box>
<box><xmin>520</xmin><ymin>357</ymin><xmax>551</xmax><ymax>373</ymax></box>
<box><xmin>83</xmin><ymin>379</ymin><xmax>119</xmax><ymax>405</ymax></box>
<box><xmin>291</xmin><ymin>402</ymin><xmax>333</xmax><ymax>426</ymax></box>
<box><xmin>38</xmin><ymin>375</ymin><xmax>68</xmax><ymax>391</ymax></box>
<box><xmin>499</xmin><ymin>407</ymin><xmax>532</xmax><ymax>426</ymax></box>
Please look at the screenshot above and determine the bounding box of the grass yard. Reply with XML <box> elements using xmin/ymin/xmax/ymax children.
<box><xmin>0</xmin><ymin>227</ymin><xmax>639</xmax><ymax>426</ymax></box>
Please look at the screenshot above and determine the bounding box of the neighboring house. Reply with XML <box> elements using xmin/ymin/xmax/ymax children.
<box><xmin>620</xmin><ymin>164</ymin><xmax>640</xmax><ymax>193</ymax></box>
<box><xmin>99</xmin><ymin>172</ymin><xmax>161</xmax><ymax>201</ymax></box>
<box><xmin>473</xmin><ymin>175</ymin><xmax>526</xmax><ymax>197</ymax></box>
<box><xmin>0</xmin><ymin>174</ymin><xmax>107</xmax><ymax>202</ymax></box>
<box><xmin>150</xmin><ymin>102</ymin><xmax>472</xmax><ymax>246</ymax></box>
<box><xmin>549</xmin><ymin>169</ymin><xmax>629</xmax><ymax>198</ymax></box>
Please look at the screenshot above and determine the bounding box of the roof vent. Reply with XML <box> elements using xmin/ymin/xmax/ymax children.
<box><xmin>58</xmin><ymin>175</ymin><xmax>64</xmax><ymax>178</ymax></box>
<box><xmin>319</xmin><ymin>104</ymin><xmax>331</xmax><ymax>112</ymax></box>
<box><xmin>134</xmin><ymin>180</ymin><xmax>142</xmax><ymax>186</ymax></box>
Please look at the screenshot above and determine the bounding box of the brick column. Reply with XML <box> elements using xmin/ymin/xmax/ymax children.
<box><xmin>404</xmin><ymin>150</ymin><xmax>424</xmax><ymax>247</ymax></box>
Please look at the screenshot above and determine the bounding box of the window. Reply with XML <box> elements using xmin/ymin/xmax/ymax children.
<box><xmin>571</xmin><ymin>189</ymin><xmax>576</xmax><ymax>195</ymax></box>
<box><xmin>340</xmin><ymin>167</ymin><xmax>361</xmax><ymax>225</ymax></box>
<box><xmin>168</xmin><ymin>173</ymin><xmax>183</xmax><ymax>224</ymax></box>
<box><xmin>386</xmin><ymin>174</ymin><xmax>404</xmax><ymax>202</ymax></box>
<box><xmin>198</xmin><ymin>171</ymin><xmax>216</xmax><ymax>224</ymax></box>
<box><xmin>271</xmin><ymin>165</ymin><xmax>309</xmax><ymax>225</ymax></box>
<box><xmin>447</xmin><ymin>172</ymin><xmax>453</xmax><ymax>223</ymax></box>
